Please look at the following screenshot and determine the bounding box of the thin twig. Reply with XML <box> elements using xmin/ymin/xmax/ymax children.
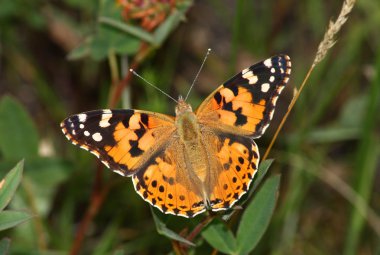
<box><xmin>174</xmin><ymin>214</ymin><xmax>215</xmax><ymax>254</ymax></box>
<box><xmin>185</xmin><ymin>214</ymin><xmax>215</xmax><ymax>244</ymax></box>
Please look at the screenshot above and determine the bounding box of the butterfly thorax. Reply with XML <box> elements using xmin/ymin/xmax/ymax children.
<box><xmin>175</xmin><ymin>99</ymin><xmax>197</xmax><ymax>142</ymax></box>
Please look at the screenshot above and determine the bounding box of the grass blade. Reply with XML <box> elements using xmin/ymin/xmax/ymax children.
<box><xmin>343</xmin><ymin>44</ymin><xmax>380</xmax><ymax>255</ymax></box>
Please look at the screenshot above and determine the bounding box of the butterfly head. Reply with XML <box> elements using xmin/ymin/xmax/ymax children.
<box><xmin>175</xmin><ymin>96</ymin><xmax>193</xmax><ymax>116</ymax></box>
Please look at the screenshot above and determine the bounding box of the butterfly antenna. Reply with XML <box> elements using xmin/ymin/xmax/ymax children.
<box><xmin>184</xmin><ymin>48</ymin><xmax>211</xmax><ymax>101</ymax></box>
<box><xmin>129</xmin><ymin>69</ymin><xmax>178</xmax><ymax>103</ymax></box>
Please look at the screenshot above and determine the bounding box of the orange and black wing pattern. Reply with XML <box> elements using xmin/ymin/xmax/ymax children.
<box><xmin>196</xmin><ymin>55</ymin><xmax>291</xmax><ymax>138</ymax></box>
<box><xmin>61</xmin><ymin>109</ymin><xmax>175</xmax><ymax>176</ymax></box>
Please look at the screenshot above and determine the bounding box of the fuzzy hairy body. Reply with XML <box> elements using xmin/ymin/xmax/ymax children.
<box><xmin>175</xmin><ymin>101</ymin><xmax>211</xmax><ymax>204</ymax></box>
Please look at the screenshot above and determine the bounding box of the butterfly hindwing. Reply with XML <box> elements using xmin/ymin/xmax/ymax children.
<box><xmin>207</xmin><ymin>133</ymin><xmax>260</xmax><ymax>211</ymax></box>
<box><xmin>196</xmin><ymin>55</ymin><xmax>291</xmax><ymax>138</ymax></box>
<box><xmin>61</xmin><ymin>109</ymin><xmax>175</xmax><ymax>176</ymax></box>
<box><xmin>131</xmin><ymin>136</ymin><xmax>207</xmax><ymax>218</ymax></box>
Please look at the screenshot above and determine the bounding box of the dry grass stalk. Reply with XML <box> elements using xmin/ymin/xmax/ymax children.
<box><xmin>263</xmin><ymin>0</ymin><xmax>357</xmax><ymax>160</ymax></box>
<box><xmin>313</xmin><ymin>0</ymin><xmax>356</xmax><ymax>67</ymax></box>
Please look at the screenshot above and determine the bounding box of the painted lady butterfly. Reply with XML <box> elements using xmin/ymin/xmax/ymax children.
<box><xmin>61</xmin><ymin>55</ymin><xmax>291</xmax><ymax>218</ymax></box>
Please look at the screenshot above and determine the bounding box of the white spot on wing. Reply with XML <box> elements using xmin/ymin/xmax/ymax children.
<box><xmin>261</xmin><ymin>83</ymin><xmax>270</xmax><ymax>93</ymax></box>
<box><xmin>264</xmin><ymin>58</ymin><xmax>272</xmax><ymax>67</ymax></box>
<box><xmin>242</xmin><ymin>71</ymin><xmax>253</xmax><ymax>78</ymax></box>
<box><xmin>92</xmin><ymin>132</ymin><xmax>102</xmax><ymax>142</ymax></box>
<box><xmin>241</xmin><ymin>68</ymin><xmax>250</xmax><ymax>74</ymax></box>
<box><xmin>84</xmin><ymin>131</ymin><xmax>90</xmax><ymax>136</ymax></box>
<box><xmin>79</xmin><ymin>124</ymin><xmax>84</xmax><ymax>129</ymax></box>
<box><xmin>242</xmin><ymin>71</ymin><xmax>258</xmax><ymax>84</ymax></box>
<box><xmin>269</xmin><ymin>76</ymin><xmax>275</xmax><ymax>82</ymax></box>
<box><xmin>271</xmin><ymin>68</ymin><xmax>275</xmax><ymax>73</ymax></box>
<box><xmin>99</xmin><ymin>117</ymin><xmax>111</xmax><ymax>128</ymax></box>
<box><xmin>78</xmin><ymin>114</ymin><xmax>87</xmax><ymax>123</ymax></box>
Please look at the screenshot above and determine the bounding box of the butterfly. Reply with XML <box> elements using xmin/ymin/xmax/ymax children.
<box><xmin>61</xmin><ymin>55</ymin><xmax>291</xmax><ymax>218</ymax></box>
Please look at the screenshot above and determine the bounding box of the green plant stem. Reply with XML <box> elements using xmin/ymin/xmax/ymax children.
<box><xmin>108</xmin><ymin>50</ymin><xmax>119</xmax><ymax>86</ymax></box>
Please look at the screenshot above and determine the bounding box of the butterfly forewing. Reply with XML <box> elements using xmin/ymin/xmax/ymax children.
<box><xmin>196</xmin><ymin>55</ymin><xmax>291</xmax><ymax>138</ymax></box>
<box><xmin>61</xmin><ymin>109</ymin><xmax>175</xmax><ymax>176</ymax></box>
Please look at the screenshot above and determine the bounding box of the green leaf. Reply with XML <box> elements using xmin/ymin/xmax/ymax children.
<box><xmin>151</xmin><ymin>208</ymin><xmax>195</xmax><ymax>246</ymax></box>
<box><xmin>202</xmin><ymin>219</ymin><xmax>237</xmax><ymax>254</ymax></box>
<box><xmin>0</xmin><ymin>160</ymin><xmax>24</xmax><ymax>211</ymax></box>
<box><xmin>87</xmin><ymin>0</ymin><xmax>141</xmax><ymax>60</ymax></box>
<box><xmin>0</xmin><ymin>238</ymin><xmax>11</xmax><ymax>254</ymax></box>
<box><xmin>0</xmin><ymin>210</ymin><xmax>33</xmax><ymax>231</ymax></box>
<box><xmin>235</xmin><ymin>175</ymin><xmax>280</xmax><ymax>254</ymax></box>
<box><xmin>0</xmin><ymin>96</ymin><xmax>39</xmax><ymax>159</ymax></box>
<box><xmin>99</xmin><ymin>16</ymin><xmax>154</xmax><ymax>44</ymax></box>
<box><xmin>90</xmin><ymin>25</ymin><xmax>140</xmax><ymax>60</ymax></box>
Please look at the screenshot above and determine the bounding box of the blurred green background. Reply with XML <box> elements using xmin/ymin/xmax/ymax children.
<box><xmin>0</xmin><ymin>0</ymin><xmax>379</xmax><ymax>254</ymax></box>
